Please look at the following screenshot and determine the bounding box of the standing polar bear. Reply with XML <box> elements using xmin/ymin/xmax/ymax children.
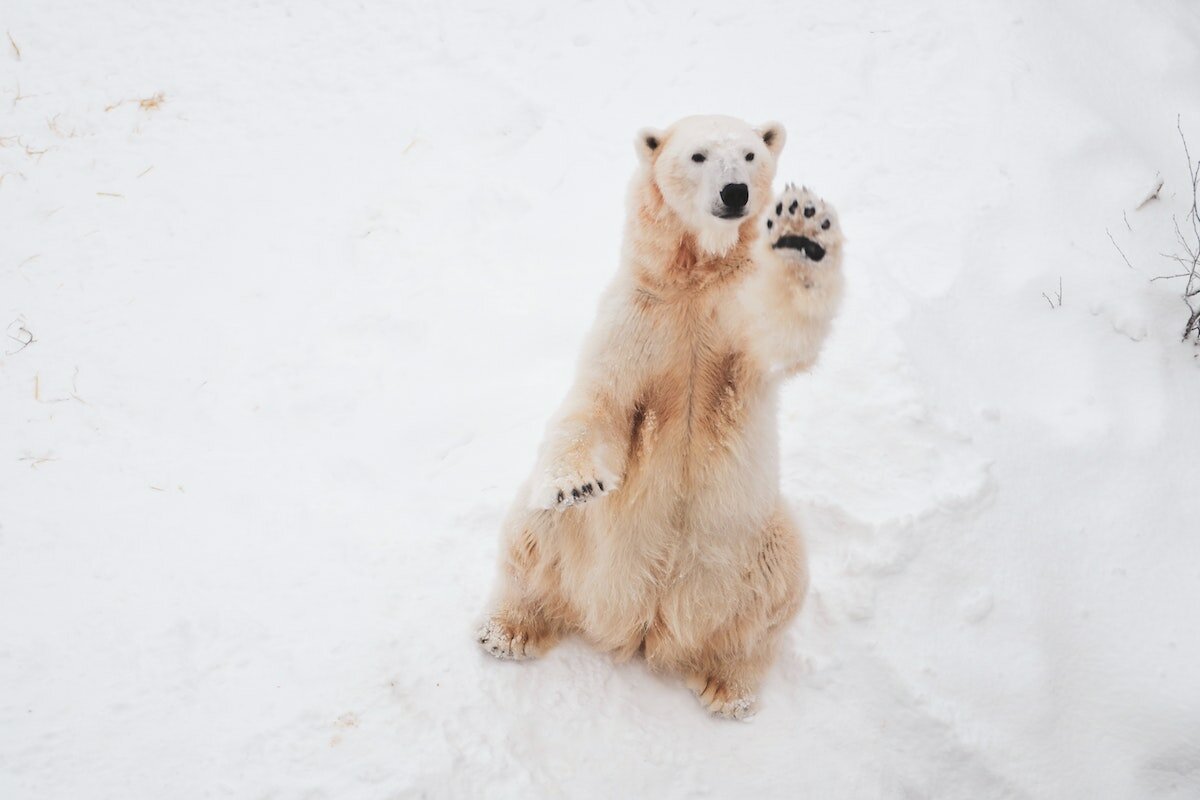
<box><xmin>478</xmin><ymin>115</ymin><xmax>845</xmax><ymax>718</ymax></box>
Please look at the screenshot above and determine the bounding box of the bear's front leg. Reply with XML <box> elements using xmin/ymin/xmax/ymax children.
<box><xmin>477</xmin><ymin>607</ymin><xmax>561</xmax><ymax>661</ymax></box>
<box><xmin>527</xmin><ymin>400</ymin><xmax>625</xmax><ymax>511</ymax></box>
<box><xmin>528</xmin><ymin>440</ymin><xmax>622</xmax><ymax>510</ymax></box>
<box><xmin>742</xmin><ymin>185</ymin><xmax>846</xmax><ymax>375</ymax></box>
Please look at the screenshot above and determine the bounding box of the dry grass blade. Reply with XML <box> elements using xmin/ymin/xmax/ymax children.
<box><xmin>105</xmin><ymin>92</ymin><xmax>165</xmax><ymax>113</ymax></box>
<box><xmin>6</xmin><ymin>30</ymin><xmax>19</xmax><ymax>60</ymax></box>
<box><xmin>1042</xmin><ymin>277</ymin><xmax>1063</xmax><ymax>309</ymax></box>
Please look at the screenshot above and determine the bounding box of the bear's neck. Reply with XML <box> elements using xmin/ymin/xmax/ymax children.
<box><xmin>625</xmin><ymin>177</ymin><xmax>758</xmax><ymax>298</ymax></box>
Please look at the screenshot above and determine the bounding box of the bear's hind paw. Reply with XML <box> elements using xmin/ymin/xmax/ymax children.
<box><xmin>686</xmin><ymin>674</ymin><xmax>759</xmax><ymax>720</ymax></box>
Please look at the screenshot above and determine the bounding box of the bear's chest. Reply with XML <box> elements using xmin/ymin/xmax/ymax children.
<box><xmin>628</xmin><ymin>300</ymin><xmax>760</xmax><ymax>459</ymax></box>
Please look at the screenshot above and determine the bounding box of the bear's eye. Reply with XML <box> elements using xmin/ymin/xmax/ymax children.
<box><xmin>691</xmin><ymin>153</ymin><xmax>706</xmax><ymax>163</ymax></box>
<box><xmin>745</xmin><ymin>153</ymin><xmax>755</xmax><ymax>162</ymax></box>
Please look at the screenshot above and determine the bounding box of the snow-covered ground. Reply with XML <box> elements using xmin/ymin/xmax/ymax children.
<box><xmin>3</xmin><ymin>1</ymin><xmax>1200</xmax><ymax>797</ymax></box>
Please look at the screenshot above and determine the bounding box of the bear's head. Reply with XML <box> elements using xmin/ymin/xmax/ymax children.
<box><xmin>636</xmin><ymin>115</ymin><xmax>786</xmax><ymax>257</ymax></box>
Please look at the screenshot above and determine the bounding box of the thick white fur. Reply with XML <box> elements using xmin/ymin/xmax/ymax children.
<box><xmin>479</xmin><ymin>116</ymin><xmax>845</xmax><ymax>719</ymax></box>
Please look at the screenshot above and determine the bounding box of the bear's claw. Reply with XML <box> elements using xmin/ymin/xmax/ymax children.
<box><xmin>531</xmin><ymin>470</ymin><xmax>619</xmax><ymax>511</ymax></box>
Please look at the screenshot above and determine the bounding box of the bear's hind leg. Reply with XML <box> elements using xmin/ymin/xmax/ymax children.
<box><xmin>478</xmin><ymin>514</ymin><xmax>572</xmax><ymax>661</ymax></box>
<box><xmin>685</xmin><ymin>669</ymin><xmax>761</xmax><ymax>720</ymax></box>
<box><xmin>684</xmin><ymin>508</ymin><xmax>807</xmax><ymax>718</ymax></box>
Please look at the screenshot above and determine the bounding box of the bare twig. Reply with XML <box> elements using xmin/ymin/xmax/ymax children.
<box><xmin>1155</xmin><ymin>116</ymin><xmax>1200</xmax><ymax>342</ymax></box>
<box><xmin>1107</xmin><ymin>229</ymin><xmax>1135</xmax><ymax>270</ymax></box>
<box><xmin>1042</xmin><ymin>277</ymin><xmax>1063</xmax><ymax>309</ymax></box>
<box><xmin>6</xmin><ymin>31</ymin><xmax>19</xmax><ymax>60</ymax></box>
<box><xmin>1175</xmin><ymin>216</ymin><xmax>1199</xmax><ymax>261</ymax></box>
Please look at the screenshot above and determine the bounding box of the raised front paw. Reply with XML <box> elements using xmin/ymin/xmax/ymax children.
<box><xmin>529</xmin><ymin>467</ymin><xmax>620</xmax><ymax>511</ymax></box>
<box><xmin>765</xmin><ymin>184</ymin><xmax>843</xmax><ymax>267</ymax></box>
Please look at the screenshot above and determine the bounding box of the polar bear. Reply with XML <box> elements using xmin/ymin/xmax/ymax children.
<box><xmin>478</xmin><ymin>115</ymin><xmax>845</xmax><ymax>718</ymax></box>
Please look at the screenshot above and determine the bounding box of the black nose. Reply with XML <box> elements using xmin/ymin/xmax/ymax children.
<box><xmin>719</xmin><ymin>183</ymin><xmax>749</xmax><ymax>210</ymax></box>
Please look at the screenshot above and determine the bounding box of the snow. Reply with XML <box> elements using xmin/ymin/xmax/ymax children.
<box><xmin>3</xmin><ymin>0</ymin><xmax>1200</xmax><ymax>797</ymax></box>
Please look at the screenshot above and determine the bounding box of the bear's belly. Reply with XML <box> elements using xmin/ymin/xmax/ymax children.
<box><xmin>563</xmin><ymin>374</ymin><xmax>781</xmax><ymax>653</ymax></box>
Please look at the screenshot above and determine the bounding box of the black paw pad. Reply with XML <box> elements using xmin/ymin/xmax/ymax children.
<box><xmin>772</xmin><ymin>235</ymin><xmax>827</xmax><ymax>262</ymax></box>
<box><xmin>821</xmin><ymin>219</ymin><xmax>831</xmax><ymax>229</ymax></box>
<box><xmin>776</xmin><ymin>202</ymin><xmax>783</xmax><ymax>215</ymax></box>
<box><xmin>788</xmin><ymin>200</ymin><xmax>799</xmax><ymax>214</ymax></box>
<box><xmin>804</xmin><ymin>205</ymin><xmax>815</xmax><ymax>218</ymax></box>
<box><xmin>766</xmin><ymin>219</ymin><xmax>773</xmax><ymax>229</ymax></box>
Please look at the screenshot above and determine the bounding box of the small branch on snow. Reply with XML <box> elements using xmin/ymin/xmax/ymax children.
<box><xmin>1107</xmin><ymin>229</ymin><xmax>1135</xmax><ymax>270</ymax></box>
<box><xmin>1042</xmin><ymin>277</ymin><xmax>1063</xmax><ymax>309</ymax></box>
<box><xmin>6</xmin><ymin>31</ymin><xmax>19</xmax><ymax>60</ymax></box>
<box><xmin>1154</xmin><ymin>116</ymin><xmax>1200</xmax><ymax>343</ymax></box>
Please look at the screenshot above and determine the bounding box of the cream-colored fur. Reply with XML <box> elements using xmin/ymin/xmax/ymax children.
<box><xmin>478</xmin><ymin>115</ymin><xmax>845</xmax><ymax>719</ymax></box>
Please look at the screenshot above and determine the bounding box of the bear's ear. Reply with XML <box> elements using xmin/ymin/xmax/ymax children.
<box><xmin>758</xmin><ymin>121</ymin><xmax>786</xmax><ymax>157</ymax></box>
<box><xmin>635</xmin><ymin>127</ymin><xmax>666</xmax><ymax>164</ymax></box>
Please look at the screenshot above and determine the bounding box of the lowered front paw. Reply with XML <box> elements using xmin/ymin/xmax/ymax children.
<box><xmin>529</xmin><ymin>465</ymin><xmax>620</xmax><ymax>511</ymax></box>
<box><xmin>765</xmin><ymin>184</ymin><xmax>843</xmax><ymax>271</ymax></box>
